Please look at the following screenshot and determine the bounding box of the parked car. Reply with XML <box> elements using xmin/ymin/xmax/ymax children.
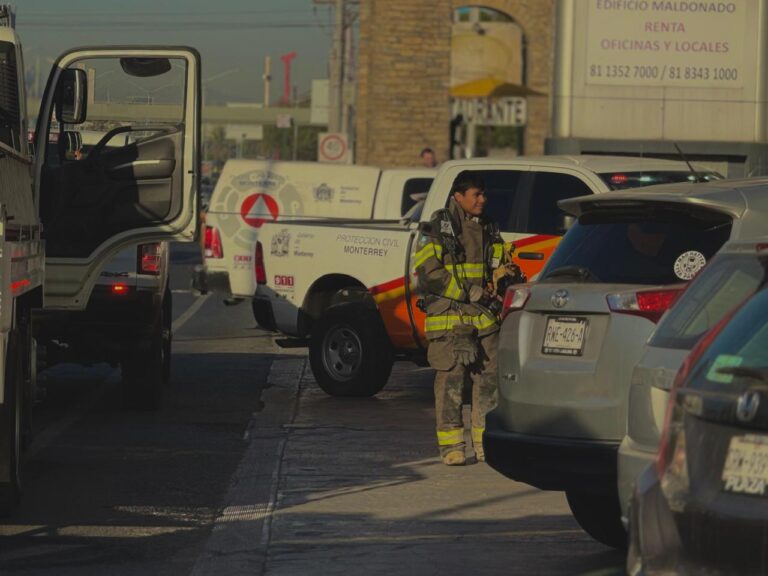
<box><xmin>618</xmin><ymin>239</ymin><xmax>768</xmax><ymax>525</ymax></box>
<box><xmin>484</xmin><ymin>177</ymin><xmax>768</xmax><ymax>549</ymax></box>
<box><xmin>628</xmin><ymin>272</ymin><xmax>768</xmax><ymax>575</ymax></box>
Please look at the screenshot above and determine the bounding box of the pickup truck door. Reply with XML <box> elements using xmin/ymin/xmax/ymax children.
<box><xmin>33</xmin><ymin>47</ymin><xmax>201</xmax><ymax>309</ymax></box>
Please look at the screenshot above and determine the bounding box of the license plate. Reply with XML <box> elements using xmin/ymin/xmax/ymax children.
<box><xmin>722</xmin><ymin>434</ymin><xmax>768</xmax><ymax>496</ymax></box>
<box><xmin>542</xmin><ymin>316</ymin><xmax>588</xmax><ymax>356</ymax></box>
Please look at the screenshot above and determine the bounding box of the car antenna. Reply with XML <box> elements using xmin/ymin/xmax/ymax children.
<box><xmin>673</xmin><ymin>143</ymin><xmax>702</xmax><ymax>182</ymax></box>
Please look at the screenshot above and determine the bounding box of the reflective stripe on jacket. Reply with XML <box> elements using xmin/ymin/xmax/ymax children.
<box><xmin>413</xmin><ymin>198</ymin><xmax>503</xmax><ymax>340</ymax></box>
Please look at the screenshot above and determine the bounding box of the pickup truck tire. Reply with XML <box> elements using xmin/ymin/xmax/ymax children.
<box><xmin>0</xmin><ymin>331</ymin><xmax>23</xmax><ymax>516</ymax></box>
<box><xmin>121</xmin><ymin>317</ymin><xmax>164</xmax><ymax>411</ymax></box>
<box><xmin>565</xmin><ymin>488</ymin><xmax>627</xmax><ymax>550</ymax></box>
<box><xmin>309</xmin><ymin>303</ymin><xmax>393</xmax><ymax>397</ymax></box>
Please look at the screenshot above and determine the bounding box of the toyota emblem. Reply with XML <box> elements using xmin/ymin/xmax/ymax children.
<box><xmin>552</xmin><ymin>289</ymin><xmax>569</xmax><ymax>309</ymax></box>
<box><xmin>737</xmin><ymin>390</ymin><xmax>761</xmax><ymax>423</ymax></box>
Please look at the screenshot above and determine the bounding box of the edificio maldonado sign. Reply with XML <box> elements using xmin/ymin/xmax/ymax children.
<box><xmin>586</xmin><ymin>0</ymin><xmax>747</xmax><ymax>88</ymax></box>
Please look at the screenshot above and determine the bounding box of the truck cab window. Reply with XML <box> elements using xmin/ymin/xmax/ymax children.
<box><xmin>400</xmin><ymin>177</ymin><xmax>433</xmax><ymax>216</ymax></box>
<box><xmin>39</xmin><ymin>57</ymin><xmax>188</xmax><ymax>258</ymax></box>
<box><xmin>526</xmin><ymin>172</ymin><xmax>592</xmax><ymax>235</ymax></box>
<box><xmin>0</xmin><ymin>42</ymin><xmax>20</xmax><ymax>151</ymax></box>
<box><xmin>469</xmin><ymin>170</ymin><xmax>523</xmax><ymax>233</ymax></box>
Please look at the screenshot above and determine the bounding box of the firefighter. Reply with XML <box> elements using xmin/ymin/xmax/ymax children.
<box><xmin>413</xmin><ymin>170</ymin><xmax>522</xmax><ymax>466</ymax></box>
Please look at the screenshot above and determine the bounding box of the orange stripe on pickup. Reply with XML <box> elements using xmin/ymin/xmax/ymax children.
<box><xmin>369</xmin><ymin>276</ymin><xmax>405</xmax><ymax>296</ymax></box>
<box><xmin>512</xmin><ymin>234</ymin><xmax>560</xmax><ymax>249</ymax></box>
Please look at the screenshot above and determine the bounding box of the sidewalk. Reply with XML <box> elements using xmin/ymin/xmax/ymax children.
<box><xmin>263</xmin><ymin>360</ymin><xmax>625</xmax><ymax>576</ymax></box>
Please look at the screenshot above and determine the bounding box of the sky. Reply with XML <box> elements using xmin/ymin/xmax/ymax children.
<box><xmin>15</xmin><ymin>0</ymin><xmax>336</xmax><ymax>105</ymax></box>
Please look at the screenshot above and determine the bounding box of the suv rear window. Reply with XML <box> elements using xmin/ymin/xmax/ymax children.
<box><xmin>540</xmin><ymin>207</ymin><xmax>732</xmax><ymax>285</ymax></box>
<box><xmin>599</xmin><ymin>171</ymin><xmax>720</xmax><ymax>190</ymax></box>
<box><xmin>650</xmin><ymin>253</ymin><xmax>768</xmax><ymax>350</ymax></box>
<box><xmin>687</xmin><ymin>286</ymin><xmax>768</xmax><ymax>392</ymax></box>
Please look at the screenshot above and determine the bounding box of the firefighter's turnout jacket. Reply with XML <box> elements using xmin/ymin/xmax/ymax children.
<box><xmin>413</xmin><ymin>198</ymin><xmax>505</xmax><ymax>341</ymax></box>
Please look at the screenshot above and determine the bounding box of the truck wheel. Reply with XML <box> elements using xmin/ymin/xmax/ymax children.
<box><xmin>566</xmin><ymin>488</ymin><xmax>627</xmax><ymax>549</ymax></box>
<box><xmin>121</xmin><ymin>319</ymin><xmax>164</xmax><ymax>411</ymax></box>
<box><xmin>162</xmin><ymin>288</ymin><xmax>172</xmax><ymax>384</ymax></box>
<box><xmin>0</xmin><ymin>331</ymin><xmax>23</xmax><ymax>516</ymax></box>
<box><xmin>309</xmin><ymin>303</ymin><xmax>393</xmax><ymax>397</ymax></box>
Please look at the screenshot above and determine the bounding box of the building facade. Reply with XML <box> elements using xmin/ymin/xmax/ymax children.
<box><xmin>355</xmin><ymin>0</ymin><xmax>555</xmax><ymax>167</ymax></box>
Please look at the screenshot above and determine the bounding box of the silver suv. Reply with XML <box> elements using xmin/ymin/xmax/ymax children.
<box><xmin>484</xmin><ymin>178</ymin><xmax>768</xmax><ymax>549</ymax></box>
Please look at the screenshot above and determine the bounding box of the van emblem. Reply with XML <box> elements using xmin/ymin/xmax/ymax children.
<box><xmin>552</xmin><ymin>289</ymin><xmax>569</xmax><ymax>309</ymax></box>
<box><xmin>737</xmin><ymin>390</ymin><xmax>761</xmax><ymax>423</ymax></box>
<box><xmin>271</xmin><ymin>229</ymin><xmax>291</xmax><ymax>257</ymax></box>
<box><xmin>314</xmin><ymin>183</ymin><xmax>334</xmax><ymax>202</ymax></box>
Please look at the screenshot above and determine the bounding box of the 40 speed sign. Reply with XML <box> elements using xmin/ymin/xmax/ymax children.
<box><xmin>318</xmin><ymin>132</ymin><xmax>351</xmax><ymax>164</ymax></box>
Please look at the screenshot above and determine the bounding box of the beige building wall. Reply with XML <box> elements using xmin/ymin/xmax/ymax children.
<box><xmin>356</xmin><ymin>0</ymin><xmax>554</xmax><ymax>167</ymax></box>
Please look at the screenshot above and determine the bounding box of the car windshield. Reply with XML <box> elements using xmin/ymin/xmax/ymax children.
<box><xmin>539</xmin><ymin>207</ymin><xmax>732</xmax><ymax>285</ymax></box>
<box><xmin>598</xmin><ymin>170</ymin><xmax>721</xmax><ymax>190</ymax></box>
<box><xmin>650</xmin><ymin>253</ymin><xmax>768</xmax><ymax>350</ymax></box>
<box><xmin>686</xmin><ymin>285</ymin><xmax>768</xmax><ymax>392</ymax></box>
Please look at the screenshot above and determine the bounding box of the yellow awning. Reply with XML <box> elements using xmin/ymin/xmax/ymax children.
<box><xmin>450</xmin><ymin>78</ymin><xmax>542</xmax><ymax>99</ymax></box>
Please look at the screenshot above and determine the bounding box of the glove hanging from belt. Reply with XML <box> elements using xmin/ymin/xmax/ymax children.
<box><xmin>452</xmin><ymin>323</ymin><xmax>479</xmax><ymax>367</ymax></box>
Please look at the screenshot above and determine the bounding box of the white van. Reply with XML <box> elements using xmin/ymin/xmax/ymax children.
<box><xmin>195</xmin><ymin>160</ymin><xmax>435</xmax><ymax>300</ymax></box>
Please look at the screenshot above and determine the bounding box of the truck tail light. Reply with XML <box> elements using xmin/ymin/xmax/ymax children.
<box><xmin>204</xmin><ymin>226</ymin><xmax>223</xmax><ymax>259</ymax></box>
<box><xmin>111</xmin><ymin>283</ymin><xmax>129</xmax><ymax>295</ymax></box>
<box><xmin>255</xmin><ymin>241</ymin><xmax>266</xmax><ymax>285</ymax></box>
<box><xmin>501</xmin><ymin>286</ymin><xmax>531</xmax><ymax>319</ymax></box>
<box><xmin>606</xmin><ymin>287</ymin><xmax>684</xmax><ymax>324</ymax></box>
<box><xmin>138</xmin><ymin>243</ymin><xmax>162</xmax><ymax>275</ymax></box>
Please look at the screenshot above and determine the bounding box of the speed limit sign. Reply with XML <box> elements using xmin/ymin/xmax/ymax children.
<box><xmin>318</xmin><ymin>132</ymin><xmax>351</xmax><ymax>164</ymax></box>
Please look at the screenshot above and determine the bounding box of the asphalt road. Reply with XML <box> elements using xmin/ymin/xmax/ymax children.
<box><xmin>0</xmin><ymin>242</ymin><xmax>626</xmax><ymax>575</ymax></box>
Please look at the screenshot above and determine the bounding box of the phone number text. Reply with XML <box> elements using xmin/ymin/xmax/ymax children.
<box><xmin>588</xmin><ymin>64</ymin><xmax>739</xmax><ymax>82</ymax></box>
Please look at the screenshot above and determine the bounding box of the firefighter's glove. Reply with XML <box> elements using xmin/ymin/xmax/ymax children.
<box><xmin>453</xmin><ymin>324</ymin><xmax>479</xmax><ymax>367</ymax></box>
<box><xmin>468</xmin><ymin>284</ymin><xmax>486</xmax><ymax>303</ymax></box>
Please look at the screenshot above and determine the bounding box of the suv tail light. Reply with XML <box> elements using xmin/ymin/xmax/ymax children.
<box><xmin>606</xmin><ymin>287</ymin><xmax>684</xmax><ymax>324</ymax></box>
<box><xmin>138</xmin><ymin>243</ymin><xmax>162</xmax><ymax>275</ymax></box>
<box><xmin>255</xmin><ymin>241</ymin><xmax>266</xmax><ymax>285</ymax></box>
<box><xmin>656</xmin><ymin>308</ymin><xmax>736</xmax><ymax>475</ymax></box>
<box><xmin>204</xmin><ymin>226</ymin><xmax>223</xmax><ymax>259</ymax></box>
<box><xmin>501</xmin><ymin>286</ymin><xmax>531</xmax><ymax>319</ymax></box>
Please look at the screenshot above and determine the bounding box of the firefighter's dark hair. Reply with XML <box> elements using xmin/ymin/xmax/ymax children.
<box><xmin>451</xmin><ymin>170</ymin><xmax>486</xmax><ymax>195</ymax></box>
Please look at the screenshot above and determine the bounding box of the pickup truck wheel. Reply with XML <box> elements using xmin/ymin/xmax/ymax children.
<box><xmin>121</xmin><ymin>319</ymin><xmax>164</xmax><ymax>411</ymax></box>
<box><xmin>309</xmin><ymin>303</ymin><xmax>393</xmax><ymax>397</ymax></box>
<box><xmin>566</xmin><ymin>488</ymin><xmax>627</xmax><ymax>549</ymax></box>
<box><xmin>0</xmin><ymin>331</ymin><xmax>23</xmax><ymax>516</ymax></box>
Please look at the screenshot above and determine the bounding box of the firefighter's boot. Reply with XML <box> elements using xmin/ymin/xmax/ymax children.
<box><xmin>437</xmin><ymin>428</ymin><xmax>466</xmax><ymax>466</ymax></box>
<box><xmin>441</xmin><ymin>449</ymin><xmax>466</xmax><ymax>466</ymax></box>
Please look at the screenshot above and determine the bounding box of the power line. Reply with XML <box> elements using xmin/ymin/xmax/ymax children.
<box><xmin>19</xmin><ymin>21</ymin><xmax>329</xmax><ymax>30</ymax></box>
<box><xmin>19</xmin><ymin>8</ymin><xmax>318</xmax><ymax>17</ymax></box>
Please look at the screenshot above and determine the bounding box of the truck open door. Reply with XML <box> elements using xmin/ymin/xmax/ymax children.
<box><xmin>33</xmin><ymin>47</ymin><xmax>201</xmax><ymax>309</ymax></box>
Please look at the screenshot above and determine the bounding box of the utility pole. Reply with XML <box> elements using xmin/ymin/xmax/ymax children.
<box><xmin>328</xmin><ymin>0</ymin><xmax>345</xmax><ymax>133</ymax></box>
<box><xmin>263</xmin><ymin>55</ymin><xmax>272</xmax><ymax>107</ymax></box>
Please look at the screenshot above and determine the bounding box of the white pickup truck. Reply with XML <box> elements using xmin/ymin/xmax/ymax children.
<box><xmin>248</xmin><ymin>156</ymin><xmax>710</xmax><ymax>397</ymax></box>
<box><xmin>193</xmin><ymin>160</ymin><xmax>435</xmax><ymax>305</ymax></box>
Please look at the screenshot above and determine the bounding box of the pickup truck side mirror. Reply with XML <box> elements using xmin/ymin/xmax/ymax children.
<box><xmin>558</xmin><ymin>214</ymin><xmax>576</xmax><ymax>234</ymax></box>
<box><xmin>55</xmin><ymin>68</ymin><xmax>88</xmax><ymax>125</ymax></box>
